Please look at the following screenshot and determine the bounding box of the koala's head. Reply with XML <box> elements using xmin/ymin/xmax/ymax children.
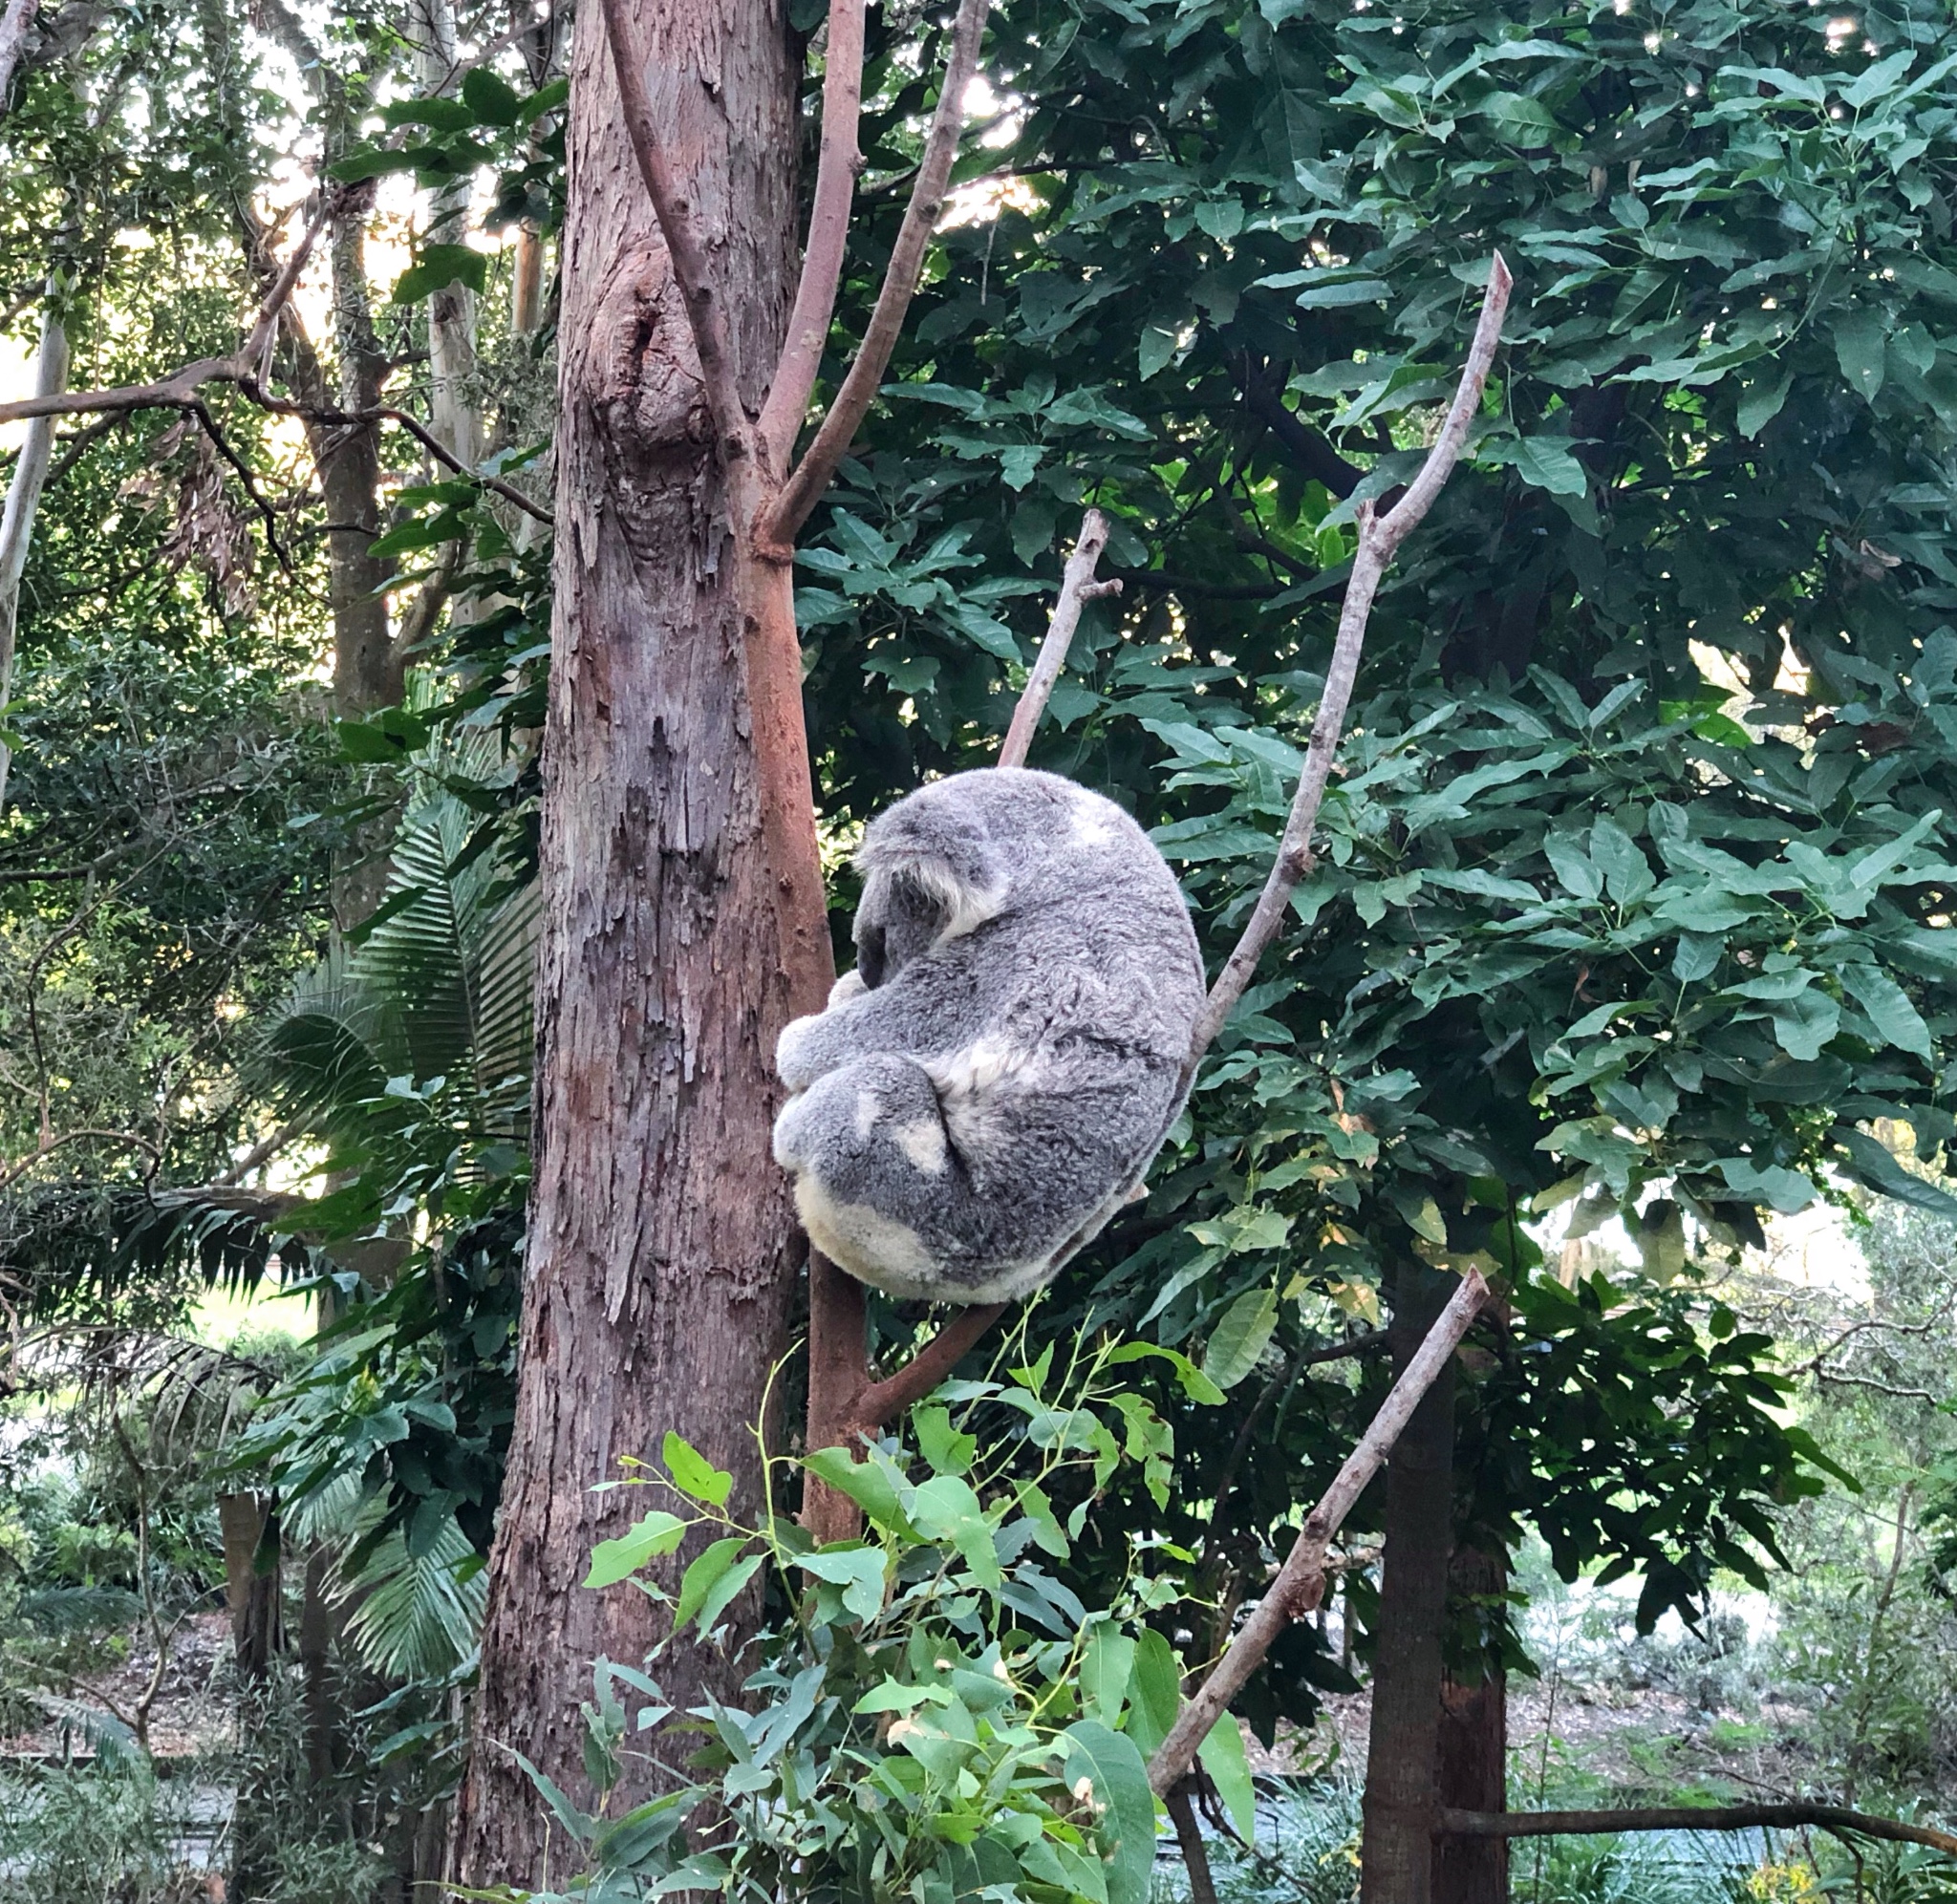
<box><xmin>853</xmin><ymin>786</ymin><xmax>1007</xmax><ymax>988</ymax></box>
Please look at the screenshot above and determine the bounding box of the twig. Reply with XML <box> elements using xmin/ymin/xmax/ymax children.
<box><xmin>857</xmin><ymin>1301</ymin><xmax>1006</xmax><ymax>1423</ymax></box>
<box><xmin>1145</xmin><ymin>1267</ymin><xmax>1491</xmax><ymax>1795</ymax></box>
<box><xmin>1184</xmin><ymin>255</ymin><xmax>1512</xmax><ymax>1073</ymax></box>
<box><xmin>763</xmin><ymin>0</ymin><xmax>992</xmax><ymax>546</ymax></box>
<box><xmin>598</xmin><ymin>0</ymin><xmax>750</xmax><ymax>466</ymax></box>
<box><xmin>999</xmin><ymin>508</ymin><xmax>1120</xmax><ymax>767</ymax></box>
<box><xmin>1437</xmin><ymin>1805</ymin><xmax>1957</xmax><ymax>1861</ymax></box>
<box><xmin>189</xmin><ymin>401</ymin><xmax>290</xmax><ymax>571</ymax></box>
<box><xmin>214</xmin><ymin>1117</ymin><xmax>309</xmax><ymax>1188</ymax></box>
<box><xmin>757</xmin><ymin>0</ymin><xmax>868</xmax><ymax>468</ymax></box>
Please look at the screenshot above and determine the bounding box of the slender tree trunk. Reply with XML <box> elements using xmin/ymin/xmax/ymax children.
<box><xmin>1432</xmin><ymin>1545</ymin><xmax>1509</xmax><ymax>1904</ymax></box>
<box><xmin>1361</xmin><ymin>1264</ymin><xmax>1458</xmax><ymax>1904</ymax></box>
<box><xmin>448</xmin><ymin>0</ymin><xmax>827</xmax><ymax>1882</ymax></box>
<box><xmin>412</xmin><ymin>0</ymin><xmax>484</xmax><ymax>483</ymax></box>
<box><xmin>0</xmin><ymin>297</ymin><xmax>66</xmax><ymax>818</ymax></box>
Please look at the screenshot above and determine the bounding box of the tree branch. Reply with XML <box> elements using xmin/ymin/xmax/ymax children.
<box><xmin>763</xmin><ymin>0</ymin><xmax>991</xmax><ymax>547</ymax></box>
<box><xmin>1146</xmin><ymin>1267</ymin><xmax>1491</xmax><ymax>1795</ymax></box>
<box><xmin>1185</xmin><ymin>256</ymin><xmax>1511</xmax><ymax>1072</ymax></box>
<box><xmin>758</xmin><ymin>0</ymin><xmax>868</xmax><ymax>469</ymax></box>
<box><xmin>598</xmin><ymin>0</ymin><xmax>750</xmax><ymax>467</ymax></box>
<box><xmin>0</xmin><ymin>192</ymin><xmax>333</xmax><ymax>430</ymax></box>
<box><xmin>1237</xmin><ymin>358</ymin><xmax>1364</xmax><ymax>501</ymax></box>
<box><xmin>1000</xmin><ymin>509</ymin><xmax>1120</xmax><ymax>766</ymax></box>
<box><xmin>856</xmin><ymin>1301</ymin><xmax>1007</xmax><ymax>1424</ymax></box>
<box><xmin>1437</xmin><ymin>1805</ymin><xmax>1957</xmax><ymax>1860</ymax></box>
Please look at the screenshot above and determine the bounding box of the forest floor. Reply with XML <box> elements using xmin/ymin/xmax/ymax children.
<box><xmin>1</xmin><ymin>1611</ymin><xmax>234</xmax><ymax>1759</ymax></box>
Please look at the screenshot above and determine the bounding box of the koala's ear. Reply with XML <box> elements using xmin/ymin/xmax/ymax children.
<box><xmin>858</xmin><ymin>800</ymin><xmax>1005</xmax><ymax>941</ymax></box>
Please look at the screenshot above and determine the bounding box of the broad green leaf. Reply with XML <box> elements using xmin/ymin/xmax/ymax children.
<box><xmin>1737</xmin><ymin>370</ymin><xmax>1791</xmax><ymax>438</ymax></box>
<box><xmin>1833</xmin><ymin>306</ymin><xmax>1887</xmax><ymax>402</ymax></box>
<box><xmin>663</xmin><ymin>1431</ymin><xmax>733</xmax><ymax>1507</ymax></box>
<box><xmin>804</xmin><ymin>1444</ymin><xmax>914</xmax><ymax>1531</ymax></box>
<box><xmin>1201</xmin><ymin>1284</ymin><xmax>1280</xmax><ymax>1389</ymax></box>
<box><xmin>1840</xmin><ymin>965</ymin><xmax>1931</xmax><ymax>1059</ymax></box>
<box><xmin>1198</xmin><ymin>1716</ymin><xmax>1257</xmax><ymax>1843</ymax></box>
<box><xmin>797</xmin><ymin>1546</ymin><xmax>888</xmax><ymax>1622</ymax></box>
<box><xmin>909</xmin><ymin>1474</ymin><xmax>1001</xmax><ymax>1589</ymax></box>
<box><xmin>914</xmin><ymin>1403</ymin><xmax>978</xmax><ymax>1477</ymax></box>
<box><xmin>674</xmin><ymin>1536</ymin><xmax>751</xmax><ymax>1630</ymax></box>
<box><xmin>1064</xmin><ymin>1722</ymin><xmax>1158</xmax><ymax>1904</ymax></box>
<box><xmin>1082</xmin><ymin>1622</ymin><xmax>1136</xmax><ymax>1726</ymax></box>
<box><xmin>584</xmin><ymin>1511</ymin><xmax>688</xmax><ymax>1590</ymax></box>
<box><xmin>1124</xmin><ymin>1628</ymin><xmax>1181</xmax><ymax>1758</ymax></box>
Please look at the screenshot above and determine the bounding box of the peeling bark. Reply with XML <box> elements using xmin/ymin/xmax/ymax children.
<box><xmin>447</xmin><ymin>0</ymin><xmax>828</xmax><ymax>1882</ymax></box>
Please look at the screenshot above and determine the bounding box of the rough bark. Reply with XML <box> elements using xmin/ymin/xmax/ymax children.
<box><xmin>0</xmin><ymin>299</ymin><xmax>67</xmax><ymax>818</ymax></box>
<box><xmin>1432</xmin><ymin>1545</ymin><xmax>1508</xmax><ymax>1904</ymax></box>
<box><xmin>1360</xmin><ymin>1264</ymin><xmax>1459</xmax><ymax>1904</ymax></box>
<box><xmin>447</xmin><ymin>0</ymin><xmax>825</xmax><ymax>1883</ymax></box>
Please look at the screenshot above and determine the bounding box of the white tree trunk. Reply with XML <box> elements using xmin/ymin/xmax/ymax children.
<box><xmin>0</xmin><ymin>297</ymin><xmax>69</xmax><ymax>816</ymax></box>
<box><xmin>414</xmin><ymin>0</ymin><xmax>483</xmax><ymax>477</ymax></box>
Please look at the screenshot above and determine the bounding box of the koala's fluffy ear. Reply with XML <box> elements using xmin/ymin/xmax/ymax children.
<box><xmin>857</xmin><ymin>798</ymin><xmax>1005</xmax><ymax>941</ymax></box>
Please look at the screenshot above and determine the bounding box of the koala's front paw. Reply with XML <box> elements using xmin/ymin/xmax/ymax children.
<box><xmin>776</xmin><ymin>1013</ymin><xmax>828</xmax><ymax>1093</ymax></box>
<box><xmin>828</xmin><ymin>969</ymin><xmax>869</xmax><ymax>1007</ymax></box>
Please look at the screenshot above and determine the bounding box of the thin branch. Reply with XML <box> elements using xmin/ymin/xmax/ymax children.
<box><xmin>758</xmin><ymin>0</ymin><xmax>868</xmax><ymax>468</ymax></box>
<box><xmin>1000</xmin><ymin>509</ymin><xmax>1119</xmax><ymax>766</ymax></box>
<box><xmin>1437</xmin><ymin>1805</ymin><xmax>1957</xmax><ymax>1860</ymax></box>
<box><xmin>46</xmin><ymin>413</ymin><xmax>127</xmax><ymax>486</ymax></box>
<box><xmin>763</xmin><ymin>0</ymin><xmax>992</xmax><ymax>547</ymax></box>
<box><xmin>1237</xmin><ymin>357</ymin><xmax>1364</xmax><ymax>502</ymax></box>
<box><xmin>214</xmin><ymin>1117</ymin><xmax>309</xmax><ymax>1188</ymax></box>
<box><xmin>1146</xmin><ymin>1267</ymin><xmax>1492</xmax><ymax>1796</ymax></box>
<box><xmin>598</xmin><ymin>0</ymin><xmax>750</xmax><ymax>465</ymax></box>
<box><xmin>857</xmin><ymin>1301</ymin><xmax>1006</xmax><ymax>1424</ymax></box>
<box><xmin>189</xmin><ymin>402</ymin><xmax>290</xmax><ymax>571</ymax></box>
<box><xmin>1184</xmin><ymin>256</ymin><xmax>1512</xmax><ymax>1072</ymax></box>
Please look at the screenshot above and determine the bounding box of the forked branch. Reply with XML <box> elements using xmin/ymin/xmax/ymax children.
<box><xmin>1185</xmin><ymin>253</ymin><xmax>1513</xmax><ymax>1073</ymax></box>
<box><xmin>1000</xmin><ymin>508</ymin><xmax>1120</xmax><ymax>768</ymax></box>
<box><xmin>0</xmin><ymin>195</ymin><xmax>333</xmax><ymax>428</ymax></box>
<box><xmin>598</xmin><ymin>0</ymin><xmax>750</xmax><ymax>465</ymax></box>
<box><xmin>1146</xmin><ymin>1267</ymin><xmax>1492</xmax><ymax>1795</ymax></box>
<box><xmin>764</xmin><ymin>0</ymin><xmax>992</xmax><ymax>546</ymax></box>
<box><xmin>758</xmin><ymin>0</ymin><xmax>869</xmax><ymax>467</ymax></box>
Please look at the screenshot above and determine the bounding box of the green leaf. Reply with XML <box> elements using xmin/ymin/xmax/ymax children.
<box><xmin>673</xmin><ymin>1535</ymin><xmax>749</xmax><ymax>1628</ymax></box>
<box><xmin>1737</xmin><ymin>371</ymin><xmax>1791</xmax><ymax>439</ymax></box>
<box><xmin>393</xmin><ymin>243</ymin><xmax>489</xmax><ymax>304</ymax></box>
<box><xmin>1198</xmin><ymin>1716</ymin><xmax>1257</xmax><ymax>1843</ymax></box>
<box><xmin>461</xmin><ymin>66</ymin><xmax>526</xmax><ymax>127</ymax></box>
<box><xmin>1082</xmin><ymin>1622</ymin><xmax>1136</xmax><ymax>1727</ymax></box>
<box><xmin>914</xmin><ymin>1403</ymin><xmax>978</xmax><ymax>1477</ymax></box>
<box><xmin>1833</xmin><ymin>306</ymin><xmax>1887</xmax><ymax>403</ymax></box>
<box><xmin>583</xmin><ymin>1511</ymin><xmax>688</xmax><ymax>1589</ymax></box>
<box><xmin>1124</xmin><ymin>1628</ymin><xmax>1181</xmax><ymax>1758</ymax></box>
<box><xmin>1139</xmin><ymin>322</ymin><xmax>1180</xmax><ymax>379</ymax></box>
<box><xmin>797</xmin><ymin>1546</ymin><xmax>888</xmax><ymax>1622</ymax></box>
<box><xmin>1840</xmin><ymin>965</ymin><xmax>1931</xmax><ymax>1059</ymax></box>
<box><xmin>1837</xmin><ymin>1128</ymin><xmax>1957</xmax><ymax>1218</ymax></box>
<box><xmin>804</xmin><ymin>1445</ymin><xmax>914</xmax><ymax>1531</ymax></box>
<box><xmin>1062</xmin><ymin>1721</ymin><xmax>1158</xmax><ymax>1904</ymax></box>
<box><xmin>663</xmin><ymin>1431</ymin><xmax>733</xmax><ymax>1507</ymax></box>
<box><xmin>1201</xmin><ymin>1285</ymin><xmax>1280</xmax><ymax>1389</ymax></box>
<box><xmin>909</xmin><ymin>1474</ymin><xmax>1001</xmax><ymax>1589</ymax></box>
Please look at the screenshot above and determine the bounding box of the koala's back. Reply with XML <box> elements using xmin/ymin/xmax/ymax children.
<box><xmin>870</xmin><ymin>768</ymin><xmax>1202</xmax><ymax>1061</ymax></box>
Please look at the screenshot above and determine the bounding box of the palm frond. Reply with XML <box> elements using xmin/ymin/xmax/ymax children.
<box><xmin>337</xmin><ymin>1511</ymin><xmax>486</xmax><ymax>1681</ymax></box>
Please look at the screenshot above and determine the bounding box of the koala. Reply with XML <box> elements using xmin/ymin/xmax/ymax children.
<box><xmin>771</xmin><ymin>767</ymin><xmax>1206</xmax><ymax>1304</ymax></box>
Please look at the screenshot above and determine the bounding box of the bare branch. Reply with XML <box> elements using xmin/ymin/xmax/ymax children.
<box><xmin>598</xmin><ymin>0</ymin><xmax>751</xmax><ymax>466</ymax></box>
<box><xmin>1184</xmin><ymin>255</ymin><xmax>1512</xmax><ymax>1070</ymax></box>
<box><xmin>0</xmin><ymin>192</ymin><xmax>333</xmax><ymax>430</ymax></box>
<box><xmin>1146</xmin><ymin>1267</ymin><xmax>1491</xmax><ymax>1796</ymax></box>
<box><xmin>1000</xmin><ymin>509</ymin><xmax>1120</xmax><ymax>767</ymax></box>
<box><xmin>1166</xmin><ymin>1783</ymin><xmax>1222</xmax><ymax>1904</ymax></box>
<box><xmin>758</xmin><ymin>0</ymin><xmax>868</xmax><ymax>469</ymax></box>
<box><xmin>189</xmin><ymin>401</ymin><xmax>290</xmax><ymax>571</ymax></box>
<box><xmin>763</xmin><ymin>0</ymin><xmax>991</xmax><ymax>546</ymax></box>
<box><xmin>1438</xmin><ymin>1805</ymin><xmax>1957</xmax><ymax>1860</ymax></box>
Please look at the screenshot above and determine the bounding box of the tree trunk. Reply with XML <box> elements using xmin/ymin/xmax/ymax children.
<box><xmin>1360</xmin><ymin>1264</ymin><xmax>1458</xmax><ymax>1904</ymax></box>
<box><xmin>0</xmin><ymin>297</ymin><xmax>66</xmax><ymax>818</ymax></box>
<box><xmin>448</xmin><ymin>0</ymin><xmax>827</xmax><ymax>1883</ymax></box>
<box><xmin>1432</xmin><ymin>1545</ymin><xmax>1508</xmax><ymax>1904</ymax></box>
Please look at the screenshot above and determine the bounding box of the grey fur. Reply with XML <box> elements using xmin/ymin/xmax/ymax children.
<box><xmin>772</xmin><ymin>767</ymin><xmax>1205</xmax><ymax>1304</ymax></box>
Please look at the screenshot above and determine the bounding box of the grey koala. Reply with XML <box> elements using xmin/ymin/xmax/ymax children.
<box><xmin>771</xmin><ymin>767</ymin><xmax>1206</xmax><ymax>1304</ymax></box>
